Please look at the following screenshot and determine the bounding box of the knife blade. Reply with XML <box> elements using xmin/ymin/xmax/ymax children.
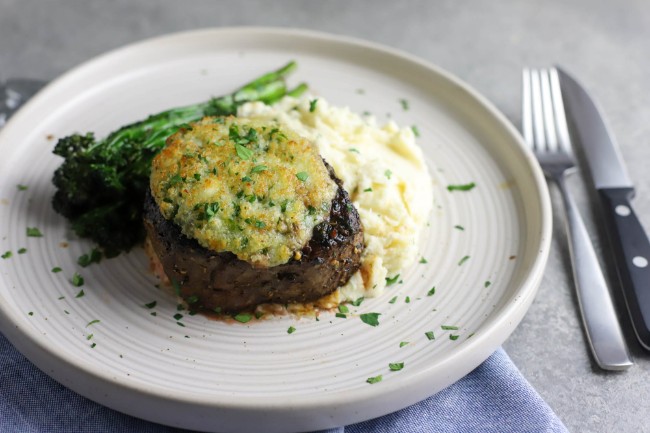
<box><xmin>557</xmin><ymin>67</ymin><xmax>650</xmax><ymax>350</ymax></box>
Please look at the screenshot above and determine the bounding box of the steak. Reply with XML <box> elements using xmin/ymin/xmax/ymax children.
<box><xmin>143</xmin><ymin>164</ymin><xmax>364</xmax><ymax>313</ymax></box>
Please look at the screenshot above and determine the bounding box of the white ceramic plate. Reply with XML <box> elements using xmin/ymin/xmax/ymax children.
<box><xmin>0</xmin><ymin>28</ymin><xmax>551</xmax><ymax>432</ymax></box>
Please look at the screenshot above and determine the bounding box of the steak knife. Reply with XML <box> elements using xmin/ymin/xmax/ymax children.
<box><xmin>558</xmin><ymin>68</ymin><xmax>650</xmax><ymax>350</ymax></box>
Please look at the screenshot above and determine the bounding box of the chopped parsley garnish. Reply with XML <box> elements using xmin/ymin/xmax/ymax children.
<box><xmin>193</xmin><ymin>173</ymin><xmax>201</xmax><ymax>181</ymax></box>
<box><xmin>28</xmin><ymin>311</ymin><xmax>34</xmax><ymax>316</ymax></box>
<box><xmin>77</xmin><ymin>248</ymin><xmax>102</xmax><ymax>267</ymax></box>
<box><xmin>86</xmin><ymin>319</ymin><xmax>100</xmax><ymax>327</ymax></box>
<box><xmin>399</xmin><ymin>341</ymin><xmax>409</xmax><ymax>348</ymax></box>
<box><xmin>411</xmin><ymin>125</ymin><xmax>420</xmax><ymax>137</ymax></box>
<box><xmin>296</xmin><ymin>171</ymin><xmax>309</xmax><ymax>182</ymax></box>
<box><xmin>287</xmin><ymin>326</ymin><xmax>296</xmax><ymax>334</ymax></box>
<box><xmin>71</xmin><ymin>273</ymin><xmax>84</xmax><ymax>287</ymax></box>
<box><xmin>363</xmin><ymin>187</ymin><xmax>373</xmax><ymax>193</ymax></box>
<box><xmin>86</xmin><ymin>334</ymin><xmax>94</xmax><ymax>340</ymax></box>
<box><xmin>16</xmin><ymin>184</ymin><xmax>28</xmax><ymax>191</ymax></box>
<box><xmin>90</xmin><ymin>343</ymin><xmax>96</xmax><ymax>348</ymax></box>
<box><xmin>385</xmin><ymin>274</ymin><xmax>400</xmax><ymax>286</ymax></box>
<box><xmin>75</xmin><ymin>289</ymin><xmax>85</xmax><ymax>298</ymax></box>
<box><xmin>389</xmin><ymin>362</ymin><xmax>404</xmax><ymax>371</ymax></box>
<box><xmin>144</xmin><ymin>301</ymin><xmax>157</xmax><ymax>309</ymax></box>
<box><xmin>51</xmin><ymin>267</ymin><xmax>62</xmax><ymax>273</ymax></box>
<box><xmin>419</xmin><ymin>257</ymin><xmax>428</xmax><ymax>264</ymax></box>
<box><xmin>360</xmin><ymin>312</ymin><xmax>381</xmax><ymax>327</ymax></box>
<box><xmin>384</xmin><ymin>169</ymin><xmax>392</xmax><ymax>180</ymax></box>
<box><xmin>399</xmin><ymin>98</ymin><xmax>409</xmax><ymax>111</ymax></box>
<box><xmin>425</xmin><ymin>331</ymin><xmax>435</xmax><ymax>340</ymax></box>
<box><xmin>241</xmin><ymin>175</ymin><xmax>253</xmax><ymax>182</ymax></box>
<box><xmin>351</xmin><ymin>297</ymin><xmax>364</xmax><ymax>307</ymax></box>
<box><xmin>338</xmin><ymin>304</ymin><xmax>350</xmax><ymax>314</ymax></box>
<box><xmin>309</xmin><ymin>99</ymin><xmax>318</xmax><ymax>112</ymax></box>
<box><xmin>449</xmin><ymin>334</ymin><xmax>460</xmax><ymax>341</ymax></box>
<box><xmin>348</xmin><ymin>148</ymin><xmax>360</xmax><ymax>154</ymax></box>
<box><xmin>235</xmin><ymin>143</ymin><xmax>253</xmax><ymax>160</ymax></box>
<box><xmin>26</xmin><ymin>227</ymin><xmax>43</xmax><ymax>237</ymax></box>
<box><xmin>405</xmin><ymin>296</ymin><xmax>411</xmax><ymax>304</ymax></box>
<box><xmin>250</xmin><ymin>165</ymin><xmax>268</xmax><ymax>174</ymax></box>
<box><xmin>254</xmin><ymin>220</ymin><xmax>266</xmax><ymax>229</ymax></box>
<box><xmin>454</xmin><ymin>225</ymin><xmax>465</xmax><ymax>231</ymax></box>
<box><xmin>176</xmin><ymin>322</ymin><xmax>185</xmax><ymax>327</ymax></box>
<box><xmin>441</xmin><ymin>325</ymin><xmax>459</xmax><ymax>330</ymax></box>
<box><xmin>234</xmin><ymin>313</ymin><xmax>252</xmax><ymax>323</ymax></box>
<box><xmin>335</xmin><ymin>312</ymin><xmax>347</xmax><ymax>319</ymax></box>
<box><xmin>186</xmin><ymin>295</ymin><xmax>199</xmax><ymax>304</ymax></box>
<box><xmin>427</xmin><ymin>286</ymin><xmax>436</xmax><ymax>296</ymax></box>
<box><xmin>447</xmin><ymin>182</ymin><xmax>476</xmax><ymax>192</ymax></box>
<box><xmin>458</xmin><ymin>255</ymin><xmax>470</xmax><ymax>266</ymax></box>
<box><xmin>366</xmin><ymin>375</ymin><xmax>383</xmax><ymax>384</ymax></box>
<box><xmin>388</xmin><ymin>296</ymin><xmax>397</xmax><ymax>304</ymax></box>
<box><xmin>17</xmin><ymin>248</ymin><xmax>27</xmax><ymax>254</ymax></box>
<box><xmin>173</xmin><ymin>313</ymin><xmax>183</xmax><ymax>321</ymax></box>
<box><xmin>1</xmin><ymin>251</ymin><xmax>11</xmax><ymax>259</ymax></box>
<box><xmin>484</xmin><ymin>281</ymin><xmax>492</xmax><ymax>288</ymax></box>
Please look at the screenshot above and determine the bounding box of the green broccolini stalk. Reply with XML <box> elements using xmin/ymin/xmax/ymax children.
<box><xmin>52</xmin><ymin>61</ymin><xmax>306</xmax><ymax>257</ymax></box>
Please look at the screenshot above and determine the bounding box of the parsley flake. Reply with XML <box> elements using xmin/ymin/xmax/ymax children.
<box><xmin>86</xmin><ymin>319</ymin><xmax>100</xmax><ymax>327</ymax></box>
<box><xmin>399</xmin><ymin>341</ymin><xmax>409</xmax><ymax>348</ymax></box>
<box><xmin>458</xmin><ymin>255</ymin><xmax>470</xmax><ymax>266</ymax></box>
<box><xmin>26</xmin><ymin>227</ymin><xmax>43</xmax><ymax>237</ymax></box>
<box><xmin>399</xmin><ymin>98</ymin><xmax>409</xmax><ymax>111</ymax></box>
<box><xmin>1</xmin><ymin>251</ymin><xmax>11</xmax><ymax>259</ymax></box>
<box><xmin>250</xmin><ymin>165</ymin><xmax>268</xmax><ymax>174</ymax></box>
<box><xmin>145</xmin><ymin>301</ymin><xmax>157</xmax><ymax>309</ymax></box>
<box><xmin>427</xmin><ymin>286</ymin><xmax>436</xmax><ymax>296</ymax></box>
<box><xmin>384</xmin><ymin>169</ymin><xmax>393</xmax><ymax>180</ymax></box>
<box><xmin>296</xmin><ymin>171</ymin><xmax>309</xmax><ymax>182</ymax></box>
<box><xmin>388</xmin><ymin>296</ymin><xmax>398</xmax><ymax>304</ymax></box>
<box><xmin>234</xmin><ymin>313</ymin><xmax>252</xmax><ymax>323</ymax></box>
<box><xmin>287</xmin><ymin>326</ymin><xmax>296</xmax><ymax>334</ymax></box>
<box><xmin>389</xmin><ymin>362</ymin><xmax>404</xmax><ymax>371</ymax></box>
<box><xmin>77</xmin><ymin>248</ymin><xmax>102</xmax><ymax>267</ymax></box>
<box><xmin>449</xmin><ymin>334</ymin><xmax>460</xmax><ymax>341</ymax></box>
<box><xmin>71</xmin><ymin>273</ymin><xmax>84</xmax><ymax>287</ymax></box>
<box><xmin>411</xmin><ymin>125</ymin><xmax>420</xmax><ymax>137</ymax></box>
<box><xmin>16</xmin><ymin>184</ymin><xmax>28</xmax><ymax>191</ymax></box>
<box><xmin>309</xmin><ymin>99</ymin><xmax>318</xmax><ymax>112</ymax></box>
<box><xmin>51</xmin><ymin>267</ymin><xmax>62</xmax><ymax>273</ymax></box>
<box><xmin>447</xmin><ymin>182</ymin><xmax>476</xmax><ymax>192</ymax></box>
<box><xmin>441</xmin><ymin>325</ymin><xmax>459</xmax><ymax>330</ymax></box>
<box><xmin>75</xmin><ymin>289</ymin><xmax>85</xmax><ymax>298</ymax></box>
<box><xmin>366</xmin><ymin>375</ymin><xmax>383</xmax><ymax>384</ymax></box>
<box><xmin>17</xmin><ymin>248</ymin><xmax>27</xmax><ymax>254</ymax></box>
<box><xmin>385</xmin><ymin>274</ymin><xmax>400</xmax><ymax>286</ymax></box>
<box><xmin>235</xmin><ymin>143</ymin><xmax>253</xmax><ymax>160</ymax></box>
<box><xmin>338</xmin><ymin>304</ymin><xmax>350</xmax><ymax>314</ymax></box>
<box><xmin>351</xmin><ymin>297</ymin><xmax>364</xmax><ymax>307</ymax></box>
<box><xmin>419</xmin><ymin>257</ymin><xmax>428</xmax><ymax>264</ymax></box>
<box><xmin>360</xmin><ymin>312</ymin><xmax>381</xmax><ymax>327</ymax></box>
<box><xmin>425</xmin><ymin>331</ymin><xmax>435</xmax><ymax>340</ymax></box>
<box><xmin>484</xmin><ymin>281</ymin><xmax>492</xmax><ymax>288</ymax></box>
<box><xmin>454</xmin><ymin>225</ymin><xmax>465</xmax><ymax>231</ymax></box>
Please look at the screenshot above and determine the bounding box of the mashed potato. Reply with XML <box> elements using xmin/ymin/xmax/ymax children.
<box><xmin>238</xmin><ymin>96</ymin><xmax>432</xmax><ymax>302</ymax></box>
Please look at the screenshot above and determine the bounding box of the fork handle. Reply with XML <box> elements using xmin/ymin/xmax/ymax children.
<box><xmin>556</xmin><ymin>177</ymin><xmax>633</xmax><ymax>369</ymax></box>
<box><xmin>599</xmin><ymin>187</ymin><xmax>650</xmax><ymax>350</ymax></box>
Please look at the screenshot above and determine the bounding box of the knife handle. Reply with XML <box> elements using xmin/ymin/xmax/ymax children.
<box><xmin>599</xmin><ymin>187</ymin><xmax>650</xmax><ymax>349</ymax></box>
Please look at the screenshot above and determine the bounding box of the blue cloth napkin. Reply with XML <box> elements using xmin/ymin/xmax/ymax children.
<box><xmin>1</xmin><ymin>332</ymin><xmax>567</xmax><ymax>433</ymax></box>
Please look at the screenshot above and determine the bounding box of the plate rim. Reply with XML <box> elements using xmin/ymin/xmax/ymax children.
<box><xmin>0</xmin><ymin>26</ymin><xmax>552</xmax><ymax>430</ymax></box>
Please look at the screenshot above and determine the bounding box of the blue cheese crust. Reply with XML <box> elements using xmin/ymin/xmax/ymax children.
<box><xmin>149</xmin><ymin>116</ymin><xmax>338</xmax><ymax>267</ymax></box>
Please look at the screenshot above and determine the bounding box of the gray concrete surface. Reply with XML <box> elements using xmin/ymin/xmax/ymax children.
<box><xmin>2</xmin><ymin>0</ymin><xmax>650</xmax><ymax>431</ymax></box>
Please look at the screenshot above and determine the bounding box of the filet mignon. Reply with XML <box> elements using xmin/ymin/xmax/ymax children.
<box><xmin>143</xmin><ymin>163</ymin><xmax>364</xmax><ymax>313</ymax></box>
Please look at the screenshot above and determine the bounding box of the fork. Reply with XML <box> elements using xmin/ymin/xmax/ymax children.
<box><xmin>522</xmin><ymin>68</ymin><xmax>632</xmax><ymax>370</ymax></box>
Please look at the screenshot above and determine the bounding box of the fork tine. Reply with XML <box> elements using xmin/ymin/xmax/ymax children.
<box><xmin>522</xmin><ymin>68</ymin><xmax>533</xmax><ymax>146</ymax></box>
<box><xmin>530</xmin><ymin>69</ymin><xmax>546</xmax><ymax>150</ymax></box>
<box><xmin>549</xmin><ymin>68</ymin><xmax>573</xmax><ymax>154</ymax></box>
<box><xmin>540</xmin><ymin>70</ymin><xmax>558</xmax><ymax>151</ymax></box>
